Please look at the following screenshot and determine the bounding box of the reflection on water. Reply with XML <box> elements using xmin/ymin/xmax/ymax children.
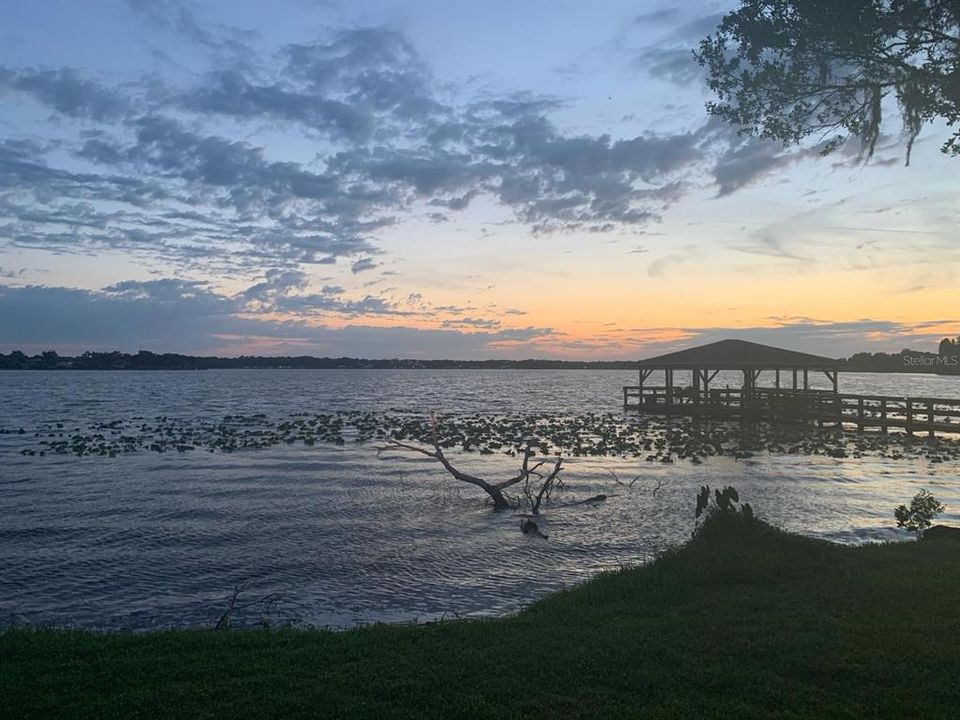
<box><xmin>1</xmin><ymin>369</ymin><xmax>958</xmax><ymax>630</ymax></box>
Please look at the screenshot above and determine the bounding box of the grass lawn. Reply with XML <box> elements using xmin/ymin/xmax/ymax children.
<box><xmin>3</xmin><ymin>513</ymin><xmax>959</xmax><ymax>719</ymax></box>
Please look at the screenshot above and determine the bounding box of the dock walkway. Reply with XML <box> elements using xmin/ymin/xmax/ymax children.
<box><xmin>622</xmin><ymin>386</ymin><xmax>960</xmax><ymax>436</ymax></box>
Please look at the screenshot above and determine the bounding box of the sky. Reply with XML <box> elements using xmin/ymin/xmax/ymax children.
<box><xmin>0</xmin><ymin>0</ymin><xmax>957</xmax><ymax>360</ymax></box>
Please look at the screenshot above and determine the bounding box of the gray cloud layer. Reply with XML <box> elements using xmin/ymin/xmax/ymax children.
<box><xmin>0</xmin><ymin>16</ymin><xmax>795</xmax><ymax>276</ymax></box>
<box><xmin>0</xmin><ymin>280</ymin><xmax>947</xmax><ymax>358</ymax></box>
<box><xmin>2</xmin><ymin>5</ymin><xmax>884</xmax><ymax>357</ymax></box>
<box><xmin>0</xmin><ymin>280</ymin><xmax>558</xmax><ymax>357</ymax></box>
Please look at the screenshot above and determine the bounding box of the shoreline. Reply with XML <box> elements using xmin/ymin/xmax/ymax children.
<box><xmin>4</xmin><ymin>514</ymin><xmax>959</xmax><ymax>718</ymax></box>
<box><xmin>2</xmin><ymin>366</ymin><xmax>960</xmax><ymax>376</ymax></box>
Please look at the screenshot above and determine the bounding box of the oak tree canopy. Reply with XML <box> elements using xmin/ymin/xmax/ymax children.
<box><xmin>696</xmin><ymin>0</ymin><xmax>960</xmax><ymax>163</ymax></box>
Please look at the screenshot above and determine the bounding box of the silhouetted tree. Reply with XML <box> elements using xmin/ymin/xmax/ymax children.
<box><xmin>2</xmin><ymin>350</ymin><xmax>28</xmax><ymax>369</ymax></box>
<box><xmin>39</xmin><ymin>350</ymin><xmax>60</xmax><ymax>369</ymax></box>
<box><xmin>939</xmin><ymin>336</ymin><xmax>960</xmax><ymax>374</ymax></box>
<box><xmin>696</xmin><ymin>0</ymin><xmax>960</xmax><ymax>163</ymax></box>
<box><xmin>895</xmin><ymin>489</ymin><xmax>945</xmax><ymax>537</ymax></box>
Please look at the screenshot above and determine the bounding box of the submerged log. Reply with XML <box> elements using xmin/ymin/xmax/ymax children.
<box><xmin>520</xmin><ymin>518</ymin><xmax>548</xmax><ymax>539</ymax></box>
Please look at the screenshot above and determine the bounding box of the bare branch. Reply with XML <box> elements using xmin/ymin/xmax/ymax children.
<box><xmin>378</xmin><ymin>435</ymin><xmax>514</xmax><ymax>510</ymax></box>
<box><xmin>214</xmin><ymin>583</ymin><xmax>283</xmax><ymax>630</ymax></box>
<box><xmin>606</xmin><ymin>469</ymin><xmax>641</xmax><ymax>488</ymax></box>
<box><xmin>377</xmin><ymin>418</ymin><xmax>595</xmax><ymax>521</ymax></box>
<box><xmin>497</xmin><ymin>445</ymin><xmax>547</xmax><ymax>490</ymax></box>
<box><xmin>527</xmin><ymin>456</ymin><xmax>564</xmax><ymax>515</ymax></box>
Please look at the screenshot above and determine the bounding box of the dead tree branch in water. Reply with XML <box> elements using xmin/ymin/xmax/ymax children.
<box><xmin>607</xmin><ymin>468</ymin><xmax>664</xmax><ymax>496</ymax></box>
<box><xmin>606</xmin><ymin>469</ymin><xmax>640</xmax><ymax>488</ymax></box>
<box><xmin>523</xmin><ymin>456</ymin><xmax>564</xmax><ymax>514</ymax></box>
<box><xmin>214</xmin><ymin>582</ymin><xmax>283</xmax><ymax>630</ymax></box>
<box><xmin>377</xmin><ymin>415</ymin><xmax>564</xmax><ymax>513</ymax></box>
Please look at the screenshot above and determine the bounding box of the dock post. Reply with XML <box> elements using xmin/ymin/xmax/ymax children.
<box><xmin>880</xmin><ymin>399</ymin><xmax>887</xmax><ymax>433</ymax></box>
<box><xmin>906</xmin><ymin>399</ymin><xmax>913</xmax><ymax>435</ymax></box>
<box><xmin>928</xmin><ymin>401</ymin><xmax>935</xmax><ymax>438</ymax></box>
<box><xmin>857</xmin><ymin>398</ymin><xmax>864</xmax><ymax>431</ymax></box>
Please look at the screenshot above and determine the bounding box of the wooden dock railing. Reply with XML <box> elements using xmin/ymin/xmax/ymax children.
<box><xmin>622</xmin><ymin>386</ymin><xmax>960</xmax><ymax>436</ymax></box>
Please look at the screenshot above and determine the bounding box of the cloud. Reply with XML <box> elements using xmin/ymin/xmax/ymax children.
<box><xmin>735</xmin><ymin>229</ymin><xmax>815</xmax><ymax>262</ymax></box>
<box><xmin>105</xmin><ymin>278</ymin><xmax>229</xmax><ymax>306</ymax></box>
<box><xmin>0</xmin><ymin>280</ymin><xmax>559</xmax><ymax>357</ymax></box>
<box><xmin>166</xmin><ymin>27</ymin><xmax>445</xmax><ymax>143</ymax></box>
<box><xmin>713</xmin><ymin>139</ymin><xmax>813</xmax><ymax>196</ymax></box>
<box><xmin>2</xmin><ymin>277</ymin><xmax>954</xmax><ymax>358</ymax></box>
<box><xmin>630</xmin><ymin>11</ymin><xmax>725</xmax><ymax>87</ymax></box>
<box><xmin>241</xmin><ymin>268</ymin><xmax>311</xmax><ymax>302</ymax></box>
<box><xmin>441</xmin><ymin>317</ymin><xmax>502</xmax><ymax>329</ymax></box>
<box><xmin>126</xmin><ymin>0</ymin><xmax>257</xmax><ymax>60</ymax></box>
<box><xmin>0</xmin><ymin>280</ymin><xmax>246</xmax><ymax>352</ymax></box>
<box><xmin>283</xmin><ymin>28</ymin><xmax>445</xmax><ymax>129</ymax></box>
<box><xmin>730</xmin><ymin>199</ymin><xmax>959</xmax><ymax>273</ymax></box>
<box><xmin>666</xmin><ymin>13</ymin><xmax>726</xmax><ymax>42</ymax></box>
<box><xmin>0</xmin><ymin>266</ymin><xmax>26</xmax><ymax>279</ymax></box>
<box><xmin>1</xmin><ymin>115</ymin><xmax>385</xmax><ymax>270</ymax></box>
<box><xmin>230</xmin><ymin>268</ymin><xmax>409</xmax><ymax>316</ymax></box>
<box><xmin>0</xmin><ymin>66</ymin><xmax>130</xmax><ymax>121</ymax></box>
<box><xmin>472</xmin><ymin>114</ymin><xmax>702</xmax><ymax>231</ymax></box>
<box><xmin>178</xmin><ymin>70</ymin><xmax>373</xmax><ymax>141</ymax></box>
<box><xmin>350</xmin><ymin>257</ymin><xmax>378</xmax><ymax>274</ymax></box>
<box><xmin>621</xmin><ymin>318</ymin><xmax>960</xmax><ymax>359</ymax></box>
<box><xmin>633</xmin><ymin>47</ymin><xmax>704</xmax><ymax>86</ymax></box>
<box><xmin>647</xmin><ymin>252</ymin><xmax>688</xmax><ymax>277</ymax></box>
<box><xmin>127</xmin><ymin>0</ymin><xmax>215</xmax><ymax>45</ymax></box>
<box><xmin>634</xmin><ymin>8</ymin><xmax>683</xmax><ymax>25</ymax></box>
<box><xmin>0</xmin><ymin>12</ymin><xmax>849</xmax><ymax>295</ymax></box>
<box><xmin>0</xmin><ymin>21</ymin><xmax>735</xmax><ymax>277</ymax></box>
<box><xmin>686</xmin><ymin>318</ymin><xmax>960</xmax><ymax>356</ymax></box>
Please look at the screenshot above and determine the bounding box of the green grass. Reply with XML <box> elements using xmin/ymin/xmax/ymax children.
<box><xmin>3</xmin><ymin>514</ymin><xmax>959</xmax><ymax>719</ymax></box>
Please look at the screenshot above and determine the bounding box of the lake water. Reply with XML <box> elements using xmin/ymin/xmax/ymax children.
<box><xmin>2</xmin><ymin>369</ymin><xmax>959</xmax><ymax>630</ymax></box>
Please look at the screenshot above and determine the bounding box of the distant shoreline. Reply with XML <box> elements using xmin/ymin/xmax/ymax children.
<box><xmin>1</xmin><ymin>349</ymin><xmax>958</xmax><ymax>375</ymax></box>
<box><xmin>1</xmin><ymin>365</ymin><xmax>959</xmax><ymax>376</ymax></box>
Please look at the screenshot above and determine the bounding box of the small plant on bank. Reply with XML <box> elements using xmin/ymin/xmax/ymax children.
<box><xmin>693</xmin><ymin>484</ymin><xmax>754</xmax><ymax>536</ymax></box>
<box><xmin>894</xmin><ymin>490</ymin><xmax>944</xmax><ymax>538</ymax></box>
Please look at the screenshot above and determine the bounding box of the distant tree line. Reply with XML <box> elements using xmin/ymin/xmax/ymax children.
<box><xmin>0</xmin><ymin>349</ymin><xmax>637</xmax><ymax>371</ymax></box>
<box><xmin>1</xmin><ymin>341</ymin><xmax>959</xmax><ymax>373</ymax></box>
<box><xmin>841</xmin><ymin>338</ymin><xmax>960</xmax><ymax>375</ymax></box>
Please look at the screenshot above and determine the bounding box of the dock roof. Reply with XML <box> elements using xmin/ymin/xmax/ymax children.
<box><xmin>638</xmin><ymin>339</ymin><xmax>841</xmax><ymax>370</ymax></box>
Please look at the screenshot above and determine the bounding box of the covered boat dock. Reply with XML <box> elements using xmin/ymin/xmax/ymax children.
<box><xmin>623</xmin><ymin>339</ymin><xmax>960</xmax><ymax>435</ymax></box>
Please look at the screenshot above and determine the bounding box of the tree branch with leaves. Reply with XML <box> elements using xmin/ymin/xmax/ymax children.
<box><xmin>895</xmin><ymin>489</ymin><xmax>944</xmax><ymax>537</ymax></box>
<box><xmin>696</xmin><ymin>0</ymin><xmax>960</xmax><ymax>163</ymax></box>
